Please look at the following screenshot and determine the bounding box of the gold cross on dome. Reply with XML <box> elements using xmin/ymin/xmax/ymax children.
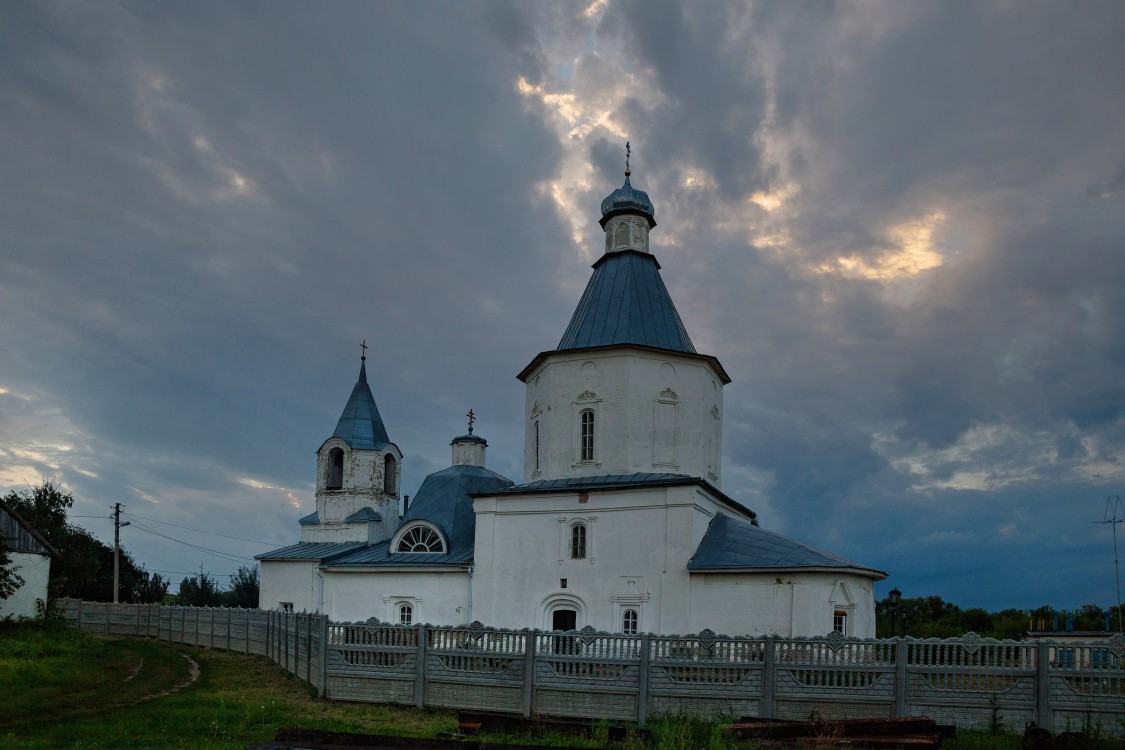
<box><xmin>466</xmin><ymin>409</ymin><xmax>476</xmax><ymax>434</ymax></box>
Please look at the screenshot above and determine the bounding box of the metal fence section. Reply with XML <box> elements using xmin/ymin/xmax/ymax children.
<box><xmin>58</xmin><ymin>599</ymin><xmax>1125</xmax><ymax>735</ymax></box>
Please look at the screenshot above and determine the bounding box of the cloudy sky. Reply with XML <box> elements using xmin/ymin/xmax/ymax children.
<box><xmin>3</xmin><ymin>1</ymin><xmax>1124</xmax><ymax>611</ymax></box>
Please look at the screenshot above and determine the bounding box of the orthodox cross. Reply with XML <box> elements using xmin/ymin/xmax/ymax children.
<box><xmin>625</xmin><ymin>141</ymin><xmax>631</xmax><ymax>175</ymax></box>
<box><xmin>360</xmin><ymin>339</ymin><xmax>368</xmax><ymax>360</ymax></box>
<box><xmin>466</xmin><ymin>409</ymin><xmax>476</xmax><ymax>434</ymax></box>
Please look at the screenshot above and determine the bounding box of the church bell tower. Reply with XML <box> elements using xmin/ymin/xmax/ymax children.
<box><xmin>301</xmin><ymin>345</ymin><xmax>404</xmax><ymax>544</ymax></box>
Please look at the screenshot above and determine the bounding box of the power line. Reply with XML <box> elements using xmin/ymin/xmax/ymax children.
<box><xmin>122</xmin><ymin>511</ymin><xmax>286</xmax><ymax>546</ymax></box>
<box><xmin>128</xmin><ymin>520</ymin><xmax>256</xmax><ymax>564</ymax></box>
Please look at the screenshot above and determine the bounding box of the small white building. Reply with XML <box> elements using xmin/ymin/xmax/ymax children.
<box><xmin>0</xmin><ymin>499</ymin><xmax>56</xmax><ymax>619</ymax></box>
<box><xmin>260</xmin><ymin>167</ymin><xmax>886</xmax><ymax>637</ymax></box>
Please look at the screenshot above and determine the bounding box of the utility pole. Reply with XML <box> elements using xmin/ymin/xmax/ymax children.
<box><xmin>113</xmin><ymin>503</ymin><xmax>131</xmax><ymax>604</ymax></box>
<box><xmin>1098</xmin><ymin>495</ymin><xmax>1124</xmax><ymax>633</ymax></box>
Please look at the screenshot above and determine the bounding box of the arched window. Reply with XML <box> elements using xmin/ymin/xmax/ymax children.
<box><xmin>395</xmin><ymin>525</ymin><xmax>445</xmax><ymax>553</ymax></box>
<box><xmin>570</xmin><ymin>522</ymin><xmax>587</xmax><ymax>559</ymax></box>
<box><xmin>384</xmin><ymin>454</ymin><xmax>397</xmax><ymax>496</ymax></box>
<box><xmin>398</xmin><ymin>603</ymin><xmax>413</xmax><ymax>625</ymax></box>
<box><xmin>622</xmin><ymin>609</ymin><xmax>638</xmax><ymax>635</ymax></box>
<box><xmin>327</xmin><ymin>447</ymin><xmax>344</xmax><ymax>490</ymax></box>
<box><xmin>614</xmin><ymin>221</ymin><xmax>629</xmax><ymax>248</ymax></box>
<box><xmin>580</xmin><ymin>410</ymin><xmax>595</xmax><ymax>462</ymax></box>
<box><xmin>833</xmin><ymin>610</ymin><xmax>847</xmax><ymax>635</ymax></box>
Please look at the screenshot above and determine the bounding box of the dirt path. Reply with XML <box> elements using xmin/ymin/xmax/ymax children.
<box><xmin>128</xmin><ymin>653</ymin><xmax>201</xmax><ymax>705</ymax></box>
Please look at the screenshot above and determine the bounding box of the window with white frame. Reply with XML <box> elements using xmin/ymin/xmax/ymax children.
<box><xmin>398</xmin><ymin>603</ymin><xmax>413</xmax><ymax>625</ymax></box>
<box><xmin>622</xmin><ymin>608</ymin><xmax>638</xmax><ymax>635</ymax></box>
<box><xmin>280</xmin><ymin>602</ymin><xmax>294</xmax><ymax>613</ymax></box>
<box><xmin>580</xmin><ymin>409</ymin><xmax>595</xmax><ymax>461</ymax></box>
<box><xmin>833</xmin><ymin>610</ymin><xmax>847</xmax><ymax>635</ymax></box>
<box><xmin>395</xmin><ymin>525</ymin><xmax>445</xmax><ymax>553</ymax></box>
<box><xmin>570</xmin><ymin>522</ymin><xmax>587</xmax><ymax>559</ymax></box>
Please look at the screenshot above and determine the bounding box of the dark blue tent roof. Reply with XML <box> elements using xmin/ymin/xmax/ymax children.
<box><xmin>331</xmin><ymin>358</ymin><xmax>391</xmax><ymax>450</ymax></box>
<box><xmin>326</xmin><ymin>464</ymin><xmax>513</xmax><ymax>568</ymax></box>
<box><xmin>556</xmin><ymin>250</ymin><xmax>696</xmax><ymax>354</ymax></box>
<box><xmin>688</xmin><ymin>513</ymin><xmax>885</xmax><ymax>578</ymax></box>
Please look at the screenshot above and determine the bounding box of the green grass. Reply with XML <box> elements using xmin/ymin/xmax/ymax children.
<box><xmin>0</xmin><ymin>620</ymin><xmax>456</xmax><ymax>749</ymax></box>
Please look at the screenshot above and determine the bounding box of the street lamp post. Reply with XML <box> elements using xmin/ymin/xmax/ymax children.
<box><xmin>888</xmin><ymin>588</ymin><xmax>902</xmax><ymax>638</ymax></box>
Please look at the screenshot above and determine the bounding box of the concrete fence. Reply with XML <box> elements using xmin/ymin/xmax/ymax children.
<box><xmin>59</xmin><ymin>600</ymin><xmax>1125</xmax><ymax>735</ymax></box>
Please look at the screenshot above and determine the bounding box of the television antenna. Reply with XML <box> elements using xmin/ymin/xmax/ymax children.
<box><xmin>1097</xmin><ymin>495</ymin><xmax>1124</xmax><ymax>633</ymax></box>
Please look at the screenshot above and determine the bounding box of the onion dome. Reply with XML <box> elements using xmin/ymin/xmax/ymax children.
<box><xmin>599</xmin><ymin>173</ymin><xmax>656</xmax><ymax>229</ymax></box>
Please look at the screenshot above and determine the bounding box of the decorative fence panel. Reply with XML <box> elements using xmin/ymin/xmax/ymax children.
<box><xmin>58</xmin><ymin>599</ymin><xmax>1125</xmax><ymax>735</ymax></box>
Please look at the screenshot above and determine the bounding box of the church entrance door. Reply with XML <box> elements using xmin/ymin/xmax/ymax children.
<box><xmin>552</xmin><ymin>609</ymin><xmax>576</xmax><ymax>631</ymax></box>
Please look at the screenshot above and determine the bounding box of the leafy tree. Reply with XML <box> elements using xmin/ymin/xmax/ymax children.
<box><xmin>224</xmin><ymin>565</ymin><xmax>259</xmax><ymax>608</ymax></box>
<box><xmin>0</xmin><ymin>535</ymin><xmax>25</xmax><ymax>600</ymax></box>
<box><xmin>179</xmin><ymin>567</ymin><xmax>223</xmax><ymax>607</ymax></box>
<box><xmin>136</xmin><ymin>571</ymin><xmax>170</xmax><ymax>604</ymax></box>
<box><xmin>3</xmin><ymin>482</ymin><xmax>146</xmax><ymax>602</ymax></box>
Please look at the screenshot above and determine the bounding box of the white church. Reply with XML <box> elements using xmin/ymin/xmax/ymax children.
<box><xmin>259</xmin><ymin>166</ymin><xmax>886</xmax><ymax>638</ymax></box>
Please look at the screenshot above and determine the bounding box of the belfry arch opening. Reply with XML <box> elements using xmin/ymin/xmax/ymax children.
<box><xmin>327</xmin><ymin>447</ymin><xmax>344</xmax><ymax>490</ymax></box>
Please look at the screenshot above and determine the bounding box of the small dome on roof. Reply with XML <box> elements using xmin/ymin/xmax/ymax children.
<box><xmin>600</xmin><ymin>174</ymin><xmax>655</xmax><ymax>228</ymax></box>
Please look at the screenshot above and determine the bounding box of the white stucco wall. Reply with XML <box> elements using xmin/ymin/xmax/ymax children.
<box><xmin>320</xmin><ymin>569</ymin><xmax>470</xmax><ymax>625</ymax></box>
<box><xmin>311</xmin><ymin>438</ymin><xmax>403</xmax><ymax>543</ymax></box>
<box><xmin>688</xmin><ymin>571</ymin><xmax>877</xmax><ymax>638</ymax></box>
<box><xmin>522</xmin><ymin>349</ymin><xmax>724</xmax><ymax>486</ymax></box>
<box><xmin>473</xmin><ymin>484</ymin><xmax>754</xmax><ymax>634</ymax></box>
<box><xmin>259</xmin><ymin>560</ymin><xmax>321</xmax><ymax>612</ymax></box>
<box><xmin>0</xmin><ymin>551</ymin><xmax>50</xmax><ymax>619</ymax></box>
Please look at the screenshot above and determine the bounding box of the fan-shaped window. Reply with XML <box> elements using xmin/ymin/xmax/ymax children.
<box><xmin>622</xmin><ymin>609</ymin><xmax>638</xmax><ymax>635</ymax></box>
<box><xmin>399</xmin><ymin>603</ymin><xmax>413</xmax><ymax>625</ymax></box>
<box><xmin>396</xmin><ymin>525</ymin><xmax>445</xmax><ymax>553</ymax></box>
<box><xmin>580</xmin><ymin>410</ymin><xmax>595</xmax><ymax>462</ymax></box>
<box><xmin>570</xmin><ymin>522</ymin><xmax>587</xmax><ymax>559</ymax></box>
<box><xmin>384</xmin><ymin>454</ymin><xmax>397</xmax><ymax>496</ymax></box>
<box><xmin>327</xmin><ymin>447</ymin><xmax>344</xmax><ymax>490</ymax></box>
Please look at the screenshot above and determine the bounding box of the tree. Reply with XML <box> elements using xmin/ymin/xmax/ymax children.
<box><xmin>136</xmin><ymin>571</ymin><xmax>170</xmax><ymax>604</ymax></box>
<box><xmin>225</xmin><ymin>565</ymin><xmax>259</xmax><ymax>608</ymax></box>
<box><xmin>179</xmin><ymin>567</ymin><xmax>223</xmax><ymax>607</ymax></box>
<box><xmin>0</xmin><ymin>535</ymin><xmax>25</xmax><ymax>600</ymax></box>
<box><xmin>4</xmin><ymin>481</ymin><xmax>146</xmax><ymax>602</ymax></box>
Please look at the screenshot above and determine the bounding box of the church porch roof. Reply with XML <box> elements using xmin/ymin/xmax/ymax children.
<box><xmin>255</xmin><ymin>541</ymin><xmax>367</xmax><ymax>562</ymax></box>
<box><xmin>688</xmin><ymin>513</ymin><xmax>886</xmax><ymax>579</ymax></box>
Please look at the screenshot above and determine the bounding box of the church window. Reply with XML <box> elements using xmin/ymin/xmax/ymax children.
<box><xmin>399</xmin><ymin>603</ymin><xmax>413</xmax><ymax>625</ymax></box>
<box><xmin>614</xmin><ymin>221</ymin><xmax>629</xmax><ymax>248</ymax></box>
<box><xmin>622</xmin><ymin>609</ymin><xmax>638</xmax><ymax>635</ymax></box>
<box><xmin>580</xmin><ymin>410</ymin><xmax>595</xmax><ymax>461</ymax></box>
<box><xmin>327</xmin><ymin>448</ymin><xmax>344</xmax><ymax>490</ymax></box>
<box><xmin>534</xmin><ymin>421</ymin><xmax>540</xmax><ymax>472</ymax></box>
<box><xmin>570</xmin><ymin>522</ymin><xmax>587</xmax><ymax>559</ymax></box>
<box><xmin>280</xmin><ymin>602</ymin><xmax>294</xmax><ymax>613</ymax></box>
<box><xmin>396</xmin><ymin>525</ymin><xmax>445</xmax><ymax>553</ymax></box>
<box><xmin>833</xmin><ymin>610</ymin><xmax>848</xmax><ymax>635</ymax></box>
<box><xmin>384</xmin><ymin>454</ymin><xmax>397</xmax><ymax>496</ymax></box>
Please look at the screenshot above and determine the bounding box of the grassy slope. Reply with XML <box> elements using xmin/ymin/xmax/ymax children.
<box><xmin>0</xmin><ymin>621</ymin><xmax>456</xmax><ymax>749</ymax></box>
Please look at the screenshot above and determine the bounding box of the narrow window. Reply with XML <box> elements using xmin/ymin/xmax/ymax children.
<box><xmin>384</xmin><ymin>454</ymin><xmax>397</xmax><ymax>496</ymax></box>
<box><xmin>399</xmin><ymin>603</ymin><xmax>413</xmax><ymax>626</ymax></box>
<box><xmin>580</xmin><ymin>410</ymin><xmax>595</xmax><ymax>461</ymax></box>
<box><xmin>614</xmin><ymin>221</ymin><xmax>629</xmax><ymax>248</ymax></box>
<box><xmin>622</xmin><ymin>609</ymin><xmax>638</xmax><ymax>635</ymax></box>
<box><xmin>570</xmin><ymin>522</ymin><xmax>587</xmax><ymax>559</ymax></box>
<box><xmin>534</xmin><ymin>420</ymin><xmax>540</xmax><ymax>472</ymax></box>
<box><xmin>280</xmin><ymin>602</ymin><xmax>294</xmax><ymax>613</ymax></box>
<box><xmin>833</xmin><ymin>610</ymin><xmax>847</xmax><ymax>635</ymax></box>
<box><xmin>327</xmin><ymin>448</ymin><xmax>344</xmax><ymax>490</ymax></box>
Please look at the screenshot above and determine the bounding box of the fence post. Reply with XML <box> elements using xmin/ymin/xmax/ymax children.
<box><xmin>637</xmin><ymin>632</ymin><xmax>651</xmax><ymax>724</ymax></box>
<box><xmin>105</xmin><ymin>603</ymin><xmax>110</xmax><ymax>634</ymax></box>
<box><xmin>895</xmin><ymin>638</ymin><xmax>909</xmax><ymax>717</ymax></box>
<box><xmin>226</xmin><ymin>608</ymin><xmax>232</xmax><ymax>650</ymax></box>
<box><xmin>318</xmin><ymin>615</ymin><xmax>329</xmax><ymax>699</ymax></box>
<box><xmin>1036</xmin><ymin>641</ymin><xmax>1052</xmax><ymax>730</ymax></box>
<box><xmin>761</xmin><ymin>635</ymin><xmax>776</xmax><ymax>719</ymax></box>
<box><xmin>522</xmin><ymin>631</ymin><xmax>536</xmax><ymax>718</ymax></box>
<box><xmin>306</xmin><ymin>614</ymin><xmax>313</xmax><ymax>684</ymax></box>
<box><xmin>75</xmin><ymin>600</ymin><xmax>82</xmax><ymax>631</ymax></box>
<box><xmin>245</xmin><ymin>609</ymin><xmax>251</xmax><ymax>654</ymax></box>
<box><xmin>135</xmin><ymin>604</ymin><xmax>141</xmax><ymax>636</ymax></box>
<box><xmin>415</xmin><ymin>623</ymin><xmax>427</xmax><ymax>710</ymax></box>
<box><xmin>209</xmin><ymin>608</ymin><xmax>215</xmax><ymax>648</ymax></box>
